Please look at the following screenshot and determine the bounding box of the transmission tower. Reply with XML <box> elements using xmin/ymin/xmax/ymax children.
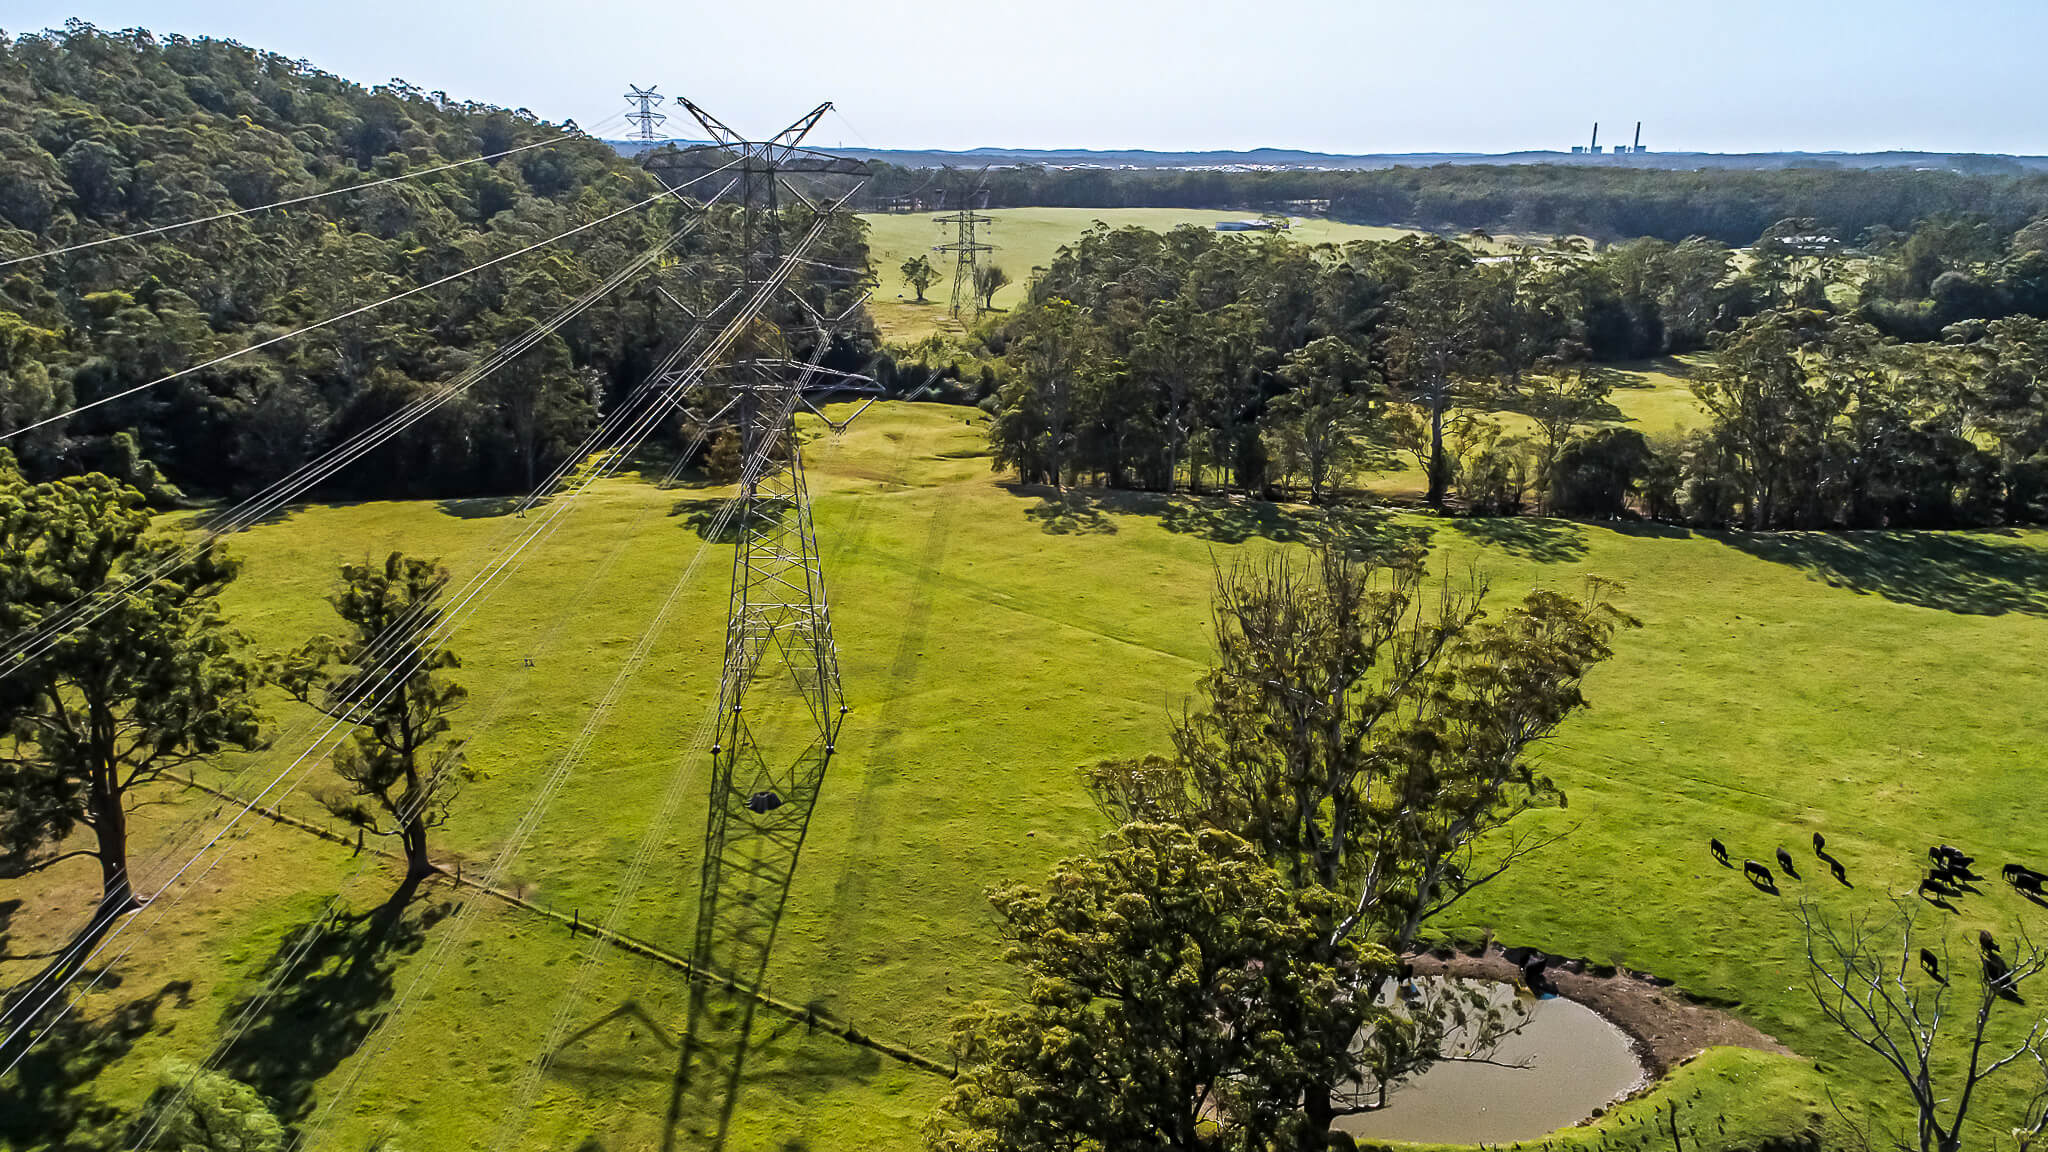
<box><xmin>624</xmin><ymin>84</ymin><xmax>668</xmax><ymax>142</ymax></box>
<box><xmin>637</xmin><ymin>99</ymin><xmax>875</xmax><ymax>1152</ymax></box>
<box><xmin>932</xmin><ymin>166</ymin><xmax>994</xmax><ymax>319</ymax></box>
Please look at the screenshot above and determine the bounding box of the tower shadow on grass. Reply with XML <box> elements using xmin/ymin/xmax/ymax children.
<box><xmin>1716</xmin><ymin>530</ymin><xmax>2048</xmax><ymax>617</ymax></box>
<box><xmin>670</xmin><ymin>496</ymin><xmax>746</xmax><ymax>543</ymax></box>
<box><xmin>216</xmin><ymin>891</ymin><xmax>449</xmax><ymax>1125</ymax></box>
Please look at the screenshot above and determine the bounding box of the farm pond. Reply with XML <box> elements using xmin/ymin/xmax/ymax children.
<box><xmin>1334</xmin><ymin>978</ymin><xmax>1647</xmax><ymax>1145</ymax></box>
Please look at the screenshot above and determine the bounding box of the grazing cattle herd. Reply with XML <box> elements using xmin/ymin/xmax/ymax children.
<box><xmin>1708</xmin><ymin>835</ymin><xmax>2048</xmax><ymax>908</ymax></box>
<box><xmin>1708</xmin><ymin>835</ymin><xmax>2038</xmax><ymax>994</ymax></box>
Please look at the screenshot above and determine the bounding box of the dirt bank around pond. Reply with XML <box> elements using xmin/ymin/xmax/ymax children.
<box><xmin>1407</xmin><ymin>943</ymin><xmax>1796</xmax><ymax>1075</ymax></box>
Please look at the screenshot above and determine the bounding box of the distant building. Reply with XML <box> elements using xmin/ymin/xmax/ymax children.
<box><xmin>1215</xmin><ymin>218</ymin><xmax>1287</xmax><ymax>232</ymax></box>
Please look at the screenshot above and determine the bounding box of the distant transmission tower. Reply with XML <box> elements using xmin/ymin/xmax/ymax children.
<box><xmin>639</xmin><ymin>98</ymin><xmax>875</xmax><ymax>1152</ymax></box>
<box><xmin>932</xmin><ymin>165</ymin><xmax>994</xmax><ymax>319</ymax></box>
<box><xmin>624</xmin><ymin>84</ymin><xmax>668</xmax><ymax>142</ymax></box>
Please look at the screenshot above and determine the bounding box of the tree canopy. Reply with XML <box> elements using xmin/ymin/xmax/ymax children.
<box><xmin>0</xmin><ymin>456</ymin><xmax>262</xmax><ymax>917</ymax></box>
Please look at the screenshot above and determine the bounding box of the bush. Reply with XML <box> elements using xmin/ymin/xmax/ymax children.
<box><xmin>1459</xmin><ymin>440</ymin><xmax>1529</xmax><ymax>516</ymax></box>
<box><xmin>1552</xmin><ymin>427</ymin><xmax>1656</xmax><ymax>519</ymax></box>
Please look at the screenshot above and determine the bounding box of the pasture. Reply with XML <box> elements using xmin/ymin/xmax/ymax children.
<box><xmin>8</xmin><ymin>400</ymin><xmax>2048</xmax><ymax>1150</ymax></box>
<box><xmin>861</xmin><ymin>208</ymin><xmax>1419</xmax><ymax>341</ymax></box>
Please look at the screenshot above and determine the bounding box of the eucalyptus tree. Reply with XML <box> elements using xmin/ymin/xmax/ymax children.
<box><xmin>1382</xmin><ymin>241</ymin><xmax>1496</xmax><ymax>508</ymax></box>
<box><xmin>1521</xmin><ymin>361</ymin><xmax>1615</xmax><ymax>510</ymax></box>
<box><xmin>991</xmin><ymin>298</ymin><xmax>1098</xmax><ymax>489</ymax></box>
<box><xmin>276</xmin><ymin>551</ymin><xmax>469</xmax><ymax>898</ymax></box>
<box><xmin>900</xmin><ymin>254</ymin><xmax>941</xmax><ymax>303</ymax></box>
<box><xmin>972</xmin><ymin>264</ymin><xmax>1011</xmax><ymax>310</ymax></box>
<box><xmin>0</xmin><ymin>465</ymin><xmax>263</xmax><ymax>934</ymax></box>
<box><xmin>928</xmin><ymin>822</ymin><xmax>1386</xmax><ymax>1152</ymax></box>
<box><xmin>1266</xmin><ymin>335</ymin><xmax>1377</xmax><ymax>504</ymax></box>
<box><xmin>1088</xmin><ymin>547</ymin><xmax>1633</xmax><ymax>1133</ymax></box>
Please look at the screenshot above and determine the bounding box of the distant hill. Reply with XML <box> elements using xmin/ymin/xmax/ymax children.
<box><xmin>605</xmin><ymin>139</ymin><xmax>2048</xmax><ymax>174</ymax></box>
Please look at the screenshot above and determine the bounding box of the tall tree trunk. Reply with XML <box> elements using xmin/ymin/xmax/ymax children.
<box><xmin>399</xmin><ymin>812</ymin><xmax>433</xmax><ymax>887</ymax></box>
<box><xmin>88</xmin><ymin>768</ymin><xmax>136</xmax><ymax>913</ymax></box>
<box><xmin>1304</xmin><ymin>1079</ymin><xmax>1338</xmax><ymax>1136</ymax></box>
<box><xmin>397</xmin><ymin>760</ymin><xmax>435</xmax><ymax>888</ymax></box>
<box><xmin>1426</xmin><ymin>383</ymin><xmax>1449</xmax><ymax>509</ymax></box>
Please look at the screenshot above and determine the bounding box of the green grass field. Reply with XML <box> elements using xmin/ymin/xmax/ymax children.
<box><xmin>1354</xmin><ymin>356</ymin><xmax>1709</xmax><ymax>501</ymax></box>
<box><xmin>9</xmin><ymin>400</ymin><xmax>2048</xmax><ymax>1150</ymax></box>
<box><xmin>862</xmin><ymin>208</ymin><xmax>1419</xmax><ymax>342</ymax></box>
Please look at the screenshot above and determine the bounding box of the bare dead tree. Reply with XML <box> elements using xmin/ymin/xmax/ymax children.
<box><xmin>1798</xmin><ymin>895</ymin><xmax>2045</xmax><ymax>1152</ymax></box>
<box><xmin>2014</xmin><ymin>1052</ymin><xmax>2048</xmax><ymax>1152</ymax></box>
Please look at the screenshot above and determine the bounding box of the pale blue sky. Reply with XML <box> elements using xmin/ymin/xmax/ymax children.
<box><xmin>8</xmin><ymin>0</ymin><xmax>2045</xmax><ymax>155</ymax></box>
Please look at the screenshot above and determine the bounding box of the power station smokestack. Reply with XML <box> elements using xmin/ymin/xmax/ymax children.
<box><xmin>1590</xmin><ymin>122</ymin><xmax>1599</xmax><ymax>153</ymax></box>
<box><xmin>1633</xmin><ymin>121</ymin><xmax>1642</xmax><ymax>150</ymax></box>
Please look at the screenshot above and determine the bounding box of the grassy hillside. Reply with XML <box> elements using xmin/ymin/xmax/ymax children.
<box><xmin>862</xmin><ymin>208</ymin><xmax>1418</xmax><ymax>341</ymax></box>
<box><xmin>8</xmin><ymin>401</ymin><xmax>2046</xmax><ymax>1149</ymax></box>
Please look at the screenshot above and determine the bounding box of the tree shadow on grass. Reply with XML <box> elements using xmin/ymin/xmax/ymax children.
<box><xmin>0</xmin><ymin>976</ymin><xmax>192</xmax><ymax>1150</ymax></box>
<box><xmin>1017</xmin><ymin>487</ymin><xmax>1117</xmax><ymax>535</ymax></box>
<box><xmin>1444</xmin><ymin>516</ymin><xmax>1590</xmax><ymax>564</ymax></box>
<box><xmin>1003</xmin><ymin>483</ymin><xmax>1432</xmax><ymax>560</ymax></box>
<box><xmin>217</xmin><ymin>892</ymin><xmax>450</xmax><ymax>1125</ymax></box>
<box><xmin>436</xmin><ymin>495</ymin><xmax>528</xmax><ymax>519</ymax></box>
<box><xmin>1716</xmin><ymin>530</ymin><xmax>2048</xmax><ymax>617</ymax></box>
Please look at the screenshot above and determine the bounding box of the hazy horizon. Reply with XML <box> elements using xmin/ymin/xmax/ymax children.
<box><xmin>8</xmin><ymin>0</ymin><xmax>2046</xmax><ymax>156</ymax></box>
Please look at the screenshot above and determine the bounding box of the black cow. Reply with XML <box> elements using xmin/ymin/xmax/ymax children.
<box><xmin>1984</xmin><ymin>952</ymin><xmax>2021</xmax><ymax>1000</ymax></box>
<box><xmin>1709</xmin><ymin>838</ymin><xmax>1730</xmax><ymax>866</ymax></box>
<box><xmin>1812</xmin><ymin>831</ymin><xmax>1826</xmax><ymax>856</ymax></box>
<box><xmin>1743</xmin><ymin>860</ymin><xmax>1778</xmax><ymax>893</ymax></box>
<box><xmin>1920</xmin><ymin>948</ymin><xmax>1946</xmax><ymax>984</ymax></box>
<box><xmin>1980</xmin><ymin>930</ymin><xmax>2002</xmax><ymax>957</ymax></box>
<box><xmin>1776</xmin><ymin>847</ymin><xmax>1800</xmax><ymax>879</ymax></box>
<box><xmin>1919</xmin><ymin>875</ymin><xmax>1961</xmax><ymax>900</ymax></box>
<box><xmin>1932</xmin><ymin>845</ymin><xmax>1976</xmax><ymax>871</ymax></box>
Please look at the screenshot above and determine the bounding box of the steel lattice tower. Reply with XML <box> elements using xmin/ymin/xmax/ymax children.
<box><xmin>932</xmin><ymin>166</ymin><xmax>993</xmax><ymax>319</ymax></box>
<box><xmin>638</xmin><ymin>99</ymin><xmax>875</xmax><ymax>1152</ymax></box>
<box><xmin>624</xmin><ymin>84</ymin><xmax>668</xmax><ymax>142</ymax></box>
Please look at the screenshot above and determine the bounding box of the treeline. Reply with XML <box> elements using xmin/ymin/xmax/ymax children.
<box><xmin>865</xmin><ymin>160</ymin><xmax>2048</xmax><ymax>247</ymax></box>
<box><xmin>981</xmin><ymin>221</ymin><xmax>2048</xmax><ymax>530</ymax></box>
<box><xmin>0</xmin><ymin>22</ymin><xmax>699</xmax><ymax>501</ymax></box>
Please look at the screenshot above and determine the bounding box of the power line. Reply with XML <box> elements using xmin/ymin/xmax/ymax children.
<box><xmin>129</xmin><ymin>416</ymin><xmax>731</xmax><ymax>1152</ymax></box>
<box><xmin>0</xmin><ymin>112</ymin><xmax>628</xmax><ymax>272</ymax></box>
<box><xmin>0</xmin><ymin>194</ymin><xmax>779</xmax><ymax>1064</ymax></box>
<box><xmin>0</xmin><ymin>206</ymin><xmax>759</xmax><ymax>1062</ymax></box>
<box><xmin>0</xmin><ymin>357</ymin><xmax>708</xmax><ymax>1074</ymax></box>
<box><xmin>0</xmin><ymin>205</ymin><xmax>706</xmax><ymax>676</ymax></box>
<box><xmin>0</xmin><ymin>159</ymin><xmax>745</xmax><ymax>681</ymax></box>
<box><xmin>291</xmin><ymin>153</ymin><xmax>869</xmax><ymax>1149</ymax></box>
<box><xmin>0</xmin><ymin>163</ymin><xmax>707</xmax><ymax>445</ymax></box>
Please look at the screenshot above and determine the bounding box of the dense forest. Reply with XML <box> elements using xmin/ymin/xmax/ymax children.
<box><xmin>0</xmin><ymin>22</ymin><xmax>699</xmax><ymax>500</ymax></box>
<box><xmin>979</xmin><ymin>216</ymin><xmax>2048</xmax><ymax>530</ymax></box>
<box><xmin>867</xmin><ymin>161</ymin><xmax>2048</xmax><ymax>247</ymax></box>
<box><xmin>7</xmin><ymin>19</ymin><xmax>2048</xmax><ymax>533</ymax></box>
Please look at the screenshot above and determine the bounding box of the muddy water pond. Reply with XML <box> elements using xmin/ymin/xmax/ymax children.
<box><xmin>1334</xmin><ymin>979</ymin><xmax>1647</xmax><ymax>1145</ymax></box>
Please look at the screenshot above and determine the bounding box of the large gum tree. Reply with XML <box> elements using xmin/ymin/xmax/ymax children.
<box><xmin>0</xmin><ymin>463</ymin><xmax>262</xmax><ymax>932</ymax></box>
